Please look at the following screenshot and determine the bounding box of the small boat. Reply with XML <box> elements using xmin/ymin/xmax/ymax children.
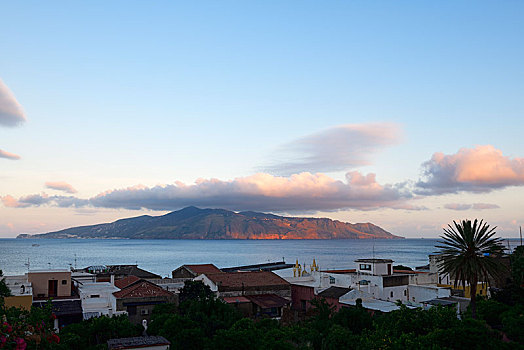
<box><xmin>32</xmin><ymin>243</ymin><xmax>40</xmax><ymax>247</ymax></box>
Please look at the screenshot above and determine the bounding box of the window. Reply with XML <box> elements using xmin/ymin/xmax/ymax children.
<box><xmin>140</xmin><ymin>309</ymin><xmax>149</xmax><ymax>315</ymax></box>
<box><xmin>359</xmin><ymin>264</ymin><xmax>372</xmax><ymax>271</ymax></box>
<box><xmin>61</xmin><ymin>280</ymin><xmax>67</xmax><ymax>285</ymax></box>
<box><xmin>390</xmin><ymin>291</ymin><xmax>394</xmax><ymax>298</ymax></box>
<box><xmin>90</xmin><ymin>294</ymin><xmax>100</xmax><ymax>298</ymax></box>
<box><xmin>404</xmin><ymin>290</ymin><xmax>407</xmax><ymax>296</ymax></box>
<box><xmin>301</xmin><ymin>300</ymin><xmax>307</xmax><ymax>311</ymax></box>
<box><xmin>412</xmin><ymin>297</ymin><xmax>415</xmax><ymax>301</ymax></box>
<box><xmin>329</xmin><ymin>276</ymin><xmax>336</xmax><ymax>284</ymax></box>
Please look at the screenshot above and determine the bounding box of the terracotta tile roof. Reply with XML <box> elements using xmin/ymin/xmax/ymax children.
<box><xmin>185</xmin><ymin>264</ymin><xmax>223</xmax><ymax>276</ymax></box>
<box><xmin>113</xmin><ymin>280</ymin><xmax>173</xmax><ymax>299</ymax></box>
<box><xmin>222</xmin><ymin>296</ymin><xmax>251</xmax><ymax>304</ymax></box>
<box><xmin>205</xmin><ymin>271</ymin><xmax>289</xmax><ymax>289</ymax></box>
<box><xmin>114</xmin><ymin>275</ymin><xmax>141</xmax><ymax>289</ymax></box>
<box><xmin>246</xmin><ymin>294</ymin><xmax>290</xmax><ymax>309</ymax></box>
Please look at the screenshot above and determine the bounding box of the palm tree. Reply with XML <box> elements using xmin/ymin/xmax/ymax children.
<box><xmin>436</xmin><ymin>219</ymin><xmax>505</xmax><ymax>318</ymax></box>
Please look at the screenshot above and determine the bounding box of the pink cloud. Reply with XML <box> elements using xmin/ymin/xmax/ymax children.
<box><xmin>0</xmin><ymin>79</ymin><xmax>26</xmax><ymax>127</ymax></box>
<box><xmin>1</xmin><ymin>195</ymin><xmax>29</xmax><ymax>208</ymax></box>
<box><xmin>45</xmin><ymin>181</ymin><xmax>78</xmax><ymax>194</ymax></box>
<box><xmin>4</xmin><ymin>171</ymin><xmax>418</xmax><ymax>212</ymax></box>
<box><xmin>417</xmin><ymin>145</ymin><xmax>524</xmax><ymax>194</ymax></box>
<box><xmin>0</xmin><ymin>149</ymin><xmax>21</xmax><ymax>160</ymax></box>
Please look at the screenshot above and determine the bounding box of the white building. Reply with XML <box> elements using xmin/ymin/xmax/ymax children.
<box><xmin>286</xmin><ymin>257</ymin><xmax>452</xmax><ymax>311</ymax></box>
<box><xmin>77</xmin><ymin>281</ymin><xmax>124</xmax><ymax>319</ymax></box>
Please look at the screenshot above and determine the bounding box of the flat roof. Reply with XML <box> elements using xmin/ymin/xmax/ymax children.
<box><xmin>107</xmin><ymin>336</ymin><xmax>170</xmax><ymax>349</ymax></box>
<box><xmin>28</xmin><ymin>269</ymin><xmax>70</xmax><ymax>273</ymax></box>
<box><xmin>355</xmin><ymin>259</ymin><xmax>394</xmax><ymax>263</ymax></box>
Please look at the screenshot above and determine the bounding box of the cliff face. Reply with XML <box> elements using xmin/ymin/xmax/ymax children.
<box><xmin>17</xmin><ymin>206</ymin><xmax>402</xmax><ymax>239</ymax></box>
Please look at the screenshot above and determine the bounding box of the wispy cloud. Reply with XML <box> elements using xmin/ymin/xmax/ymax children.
<box><xmin>0</xmin><ymin>149</ymin><xmax>21</xmax><ymax>160</ymax></box>
<box><xmin>444</xmin><ymin>203</ymin><xmax>500</xmax><ymax>211</ymax></box>
<box><xmin>45</xmin><ymin>181</ymin><xmax>78</xmax><ymax>194</ymax></box>
<box><xmin>2</xmin><ymin>171</ymin><xmax>418</xmax><ymax>212</ymax></box>
<box><xmin>264</xmin><ymin>123</ymin><xmax>401</xmax><ymax>175</ymax></box>
<box><xmin>416</xmin><ymin>145</ymin><xmax>524</xmax><ymax>194</ymax></box>
<box><xmin>0</xmin><ymin>79</ymin><xmax>26</xmax><ymax>127</ymax></box>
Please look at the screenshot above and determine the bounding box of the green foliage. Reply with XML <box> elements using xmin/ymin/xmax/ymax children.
<box><xmin>58</xmin><ymin>315</ymin><xmax>143</xmax><ymax>349</ymax></box>
<box><xmin>1</xmin><ymin>302</ymin><xmax>60</xmax><ymax>349</ymax></box>
<box><xmin>0</xmin><ymin>270</ymin><xmax>11</xmax><ymax>299</ymax></box>
<box><xmin>332</xmin><ymin>304</ymin><xmax>372</xmax><ymax>335</ymax></box>
<box><xmin>502</xmin><ymin>303</ymin><xmax>524</xmax><ymax>344</ymax></box>
<box><xmin>475</xmin><ymin>298</ymin><xmax>510</xmax><ymax>328</ymax></box>
<box><xmin>511</xmin><ymin>245</ymin><xmax>524</xmax><ymax>287</ymax></box>
<box><xmin>179</xmin><ymin>280</ymin><xmax>214</xmax><ymax>304</ymax></box>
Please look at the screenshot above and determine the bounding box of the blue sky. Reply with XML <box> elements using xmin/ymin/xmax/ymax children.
<box><xmin>1</xmin><ymin>1</ymin><xmax>524</xmax><ymax>238</ymax></box>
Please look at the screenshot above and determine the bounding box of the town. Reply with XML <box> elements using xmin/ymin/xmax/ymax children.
<box><xmin>2</xmin><ymin>244</ymin><xmax>523</xmax><ymax>349</ymax></box>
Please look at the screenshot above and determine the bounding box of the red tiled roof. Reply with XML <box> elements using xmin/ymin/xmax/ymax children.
<box><xmin>185</xmin><ymin>264</ymin><xmax>223</xmax><ymax>276</ymax></box>
<box><xmin>246</xmin><ymin>294</ymin><xmax>290</xmax><ymax>309</ymax></box>
<box><xmin>222</xmin><ymin>296</ymin><xmax>251</xmax><ymax>304</ymax></box>
<box><xmin>114</xmin><ymin>275</ymin><xmax>141</xmax><ymax>289</ymax></box>
<box><xmin>204</xmin><ymin>271</ymin><xmax>289</xmax><ymax>289</ymax></box>
<box><xmin>113</xmin><ymin>280</ymin><xmax>173</xmax><ymax>299</ymax></box>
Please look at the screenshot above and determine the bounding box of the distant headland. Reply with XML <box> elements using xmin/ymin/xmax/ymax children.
<box><xmin>16</xmin><ymin>206</ymin><xmax>402</xmax><ymax>240</ymax></box>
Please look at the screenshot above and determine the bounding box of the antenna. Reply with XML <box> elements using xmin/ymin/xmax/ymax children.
<box><xmin>372</xmin><ymin>236</ymin><xmax>375</xmax><ymax>259</ymax></box>
<box><xmin>520</xmin><ymin>226</ymin><xmax>522</xmax><ymax>247</ymax></box>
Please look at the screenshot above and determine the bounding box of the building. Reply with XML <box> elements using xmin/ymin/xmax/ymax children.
<box><xmin>290</xmin><ymin>284</ymin><xmax>315</xmax><ymax>313</ymax></box>
<box><xmin>28</xmin><ymin>270</ymin><xmax>74</xmax><ymax>300</ymax></box>
<box><xmin>33</xmin><ymin>299</ymin><xmax>83</xmax><ymax>330</ymax></box>
<box><xmin>79</xmin><ymin>265</ymin><xmax>162</xmax><ymax>282</ymax></box>
<box><xmin>316</xmin><ymin>286</ymin><xmax>351</xmax><ymax>312</ymax></box>
<box><xmin>77</xmin><ymin>280</ymin><xmax>122</xmax><ymax>319</ymax></box>
<box><xmin>171</xmin><ymin>264</ymin><xmax>223</xmax><ymax>279</ymax></box>
<box><xmin>113</xmin><ymin>277</ymin><xmax>177</xmax><ymax>325</ymax></box>
<box><xmin>195</xmin><ymin>271</ymin><xmax>291</xmax><ymax>299</ymax></box>
<box><xmin>3</xmin><ymin>275</ymin><xmax>33</xmax><ymax>310</ymax></box>
<box><xmin>107</xmin><ymin>336</ymin><xmax>170</xmax><ymax>350</ymax></box>
<box><xmin>195</xmin><ymin>271</ymin><xmax>291</xmax><ymax>319</ymax></box>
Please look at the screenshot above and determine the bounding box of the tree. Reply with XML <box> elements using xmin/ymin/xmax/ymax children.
<box><xmin>436</xmin><ymin>219</ymin><xmax>505</xmax><ymax>318</ymax></box>
<box><xmin>179</xmin><ymin>280</ymin><xmax>214</xmax><ymax>304</ymax></box>
<box><xmin>0</xmin><ymin>270</ymin><xmax>12</xmax><ymax>299</ymax></box>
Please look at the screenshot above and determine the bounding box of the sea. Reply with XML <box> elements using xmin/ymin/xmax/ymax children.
<box><xmin>0</xmin><ymin>238</ymin><xmax>521</xmax><ymax>278</ymax></box>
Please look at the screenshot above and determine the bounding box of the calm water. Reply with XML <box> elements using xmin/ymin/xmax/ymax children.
<box><xmin>0</xmin><ymin>238</ymin><xmax>520</xmax><ymax>277</ymax></box>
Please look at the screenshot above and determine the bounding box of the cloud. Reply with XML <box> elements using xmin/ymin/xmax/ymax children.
<box><xmin>444</xmin><ymin>203</ymin><xmax>501</xmax><ymax>211</ymax></box>
<box><xmin>45</xmin><ymin>181</ymin><xmax>78</xmax><ymax>194</ymax></box>
<box><xmin>416</xmin><ymin>145</ymin><xmax>524</xmax><ymax>194</ymax></box>
<box><xmin>3</xmin><ymin>171</ymin><xmax>418</xmax><ymax>212</ymax></box>
<box><xmin>0</xmin><ymin>79</ymin><xmax>26</xmax><ymax>127</ymax></box>
<box><xmin>1</xmin><ymin>193</ymin><xmax>88</xmax><ymax>208</ymax></box>
<box><xmin>264</xmin><ymin>123</ymin><xmax>401</xmax><ymax>174</ymax></box>
<box><xmin>0</xmin><ymin>149</ymin><xmax>21</xmax><ymax>160</ymax></box>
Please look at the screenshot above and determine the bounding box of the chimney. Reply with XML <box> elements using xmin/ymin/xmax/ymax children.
<box><xmin>110</xmin><ymin>274</ymin><xmax>115</xmax><ymax>285</ymax></box>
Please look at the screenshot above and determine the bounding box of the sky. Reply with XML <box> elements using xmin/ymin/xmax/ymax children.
<box><xmin>1</xmin><ymin>1</ymin><xmax>524</xmax><ymax>238</ymax></box>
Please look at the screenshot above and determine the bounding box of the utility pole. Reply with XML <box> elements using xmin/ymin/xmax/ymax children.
<box><xmin>520</xmin><ymin>226</ymin><xmax>522</xmax><ymax>246</ymax></box>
